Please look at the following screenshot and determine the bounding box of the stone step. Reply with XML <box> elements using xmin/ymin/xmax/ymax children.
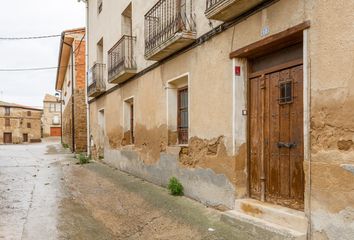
<box><xmin>221</xmin><ymin>210</ymin><xmax>307</xmax><ymax>240</ymax></box>
<box><xmin>234</xmin><ymin>199</ymin><xmax>308</xmax><ymax>233</ymax></box>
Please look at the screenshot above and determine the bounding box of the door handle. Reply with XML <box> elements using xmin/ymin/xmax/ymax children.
<box><xmin>277</xmin><ymin>142</ymin><xmax>297</xmax><ymax>148</ymax></box>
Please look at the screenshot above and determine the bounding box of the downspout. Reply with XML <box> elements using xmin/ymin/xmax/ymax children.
<box><xmin>58</xmin><ymin>90</ymin><xmax>63</xmax><ymax>144</ymax></box>
<box><xmin>71</xmin><ymin>47</ymin><xmax>75</xmax><ymax>153</ymax></box>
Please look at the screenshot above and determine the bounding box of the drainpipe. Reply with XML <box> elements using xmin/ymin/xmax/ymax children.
<box><xmin>86</xmin><ymin>1</ymin><xmax>91</xmax><ymax>156</ymax></box>
<box><xmin>71</xmin><ymin>48</ymin><xmax>76</xmax><ymax>153</ymax></box>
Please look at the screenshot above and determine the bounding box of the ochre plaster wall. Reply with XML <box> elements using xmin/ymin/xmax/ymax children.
<box><xmin>88</xmin><ymin>0</ymin><xmax>354</xmax><ymax>237</ymax></box>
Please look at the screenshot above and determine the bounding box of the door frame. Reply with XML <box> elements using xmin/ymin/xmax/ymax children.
<box><xmin>177</xmin><ymin>86</ymin><xmax>189</xmax><ymax>144</ymax></box>
<box><xmin>229</xmin><ymin>22</ymin><xmax>311</xmax><ymax>211</ymax></box>
<box><xmin>23</xmin><ymin>133</ymin><xmax>28</xmax><ymax>142</ymax></box>
<box><xmin>246</xmin><ymin>58</ymin><xmax>304</xmax><ymax>201</ymax></box>
<box><xmin>3</xmin><ymin>132</ymin><xmax>12</xmax><ymax>144</ymax></box>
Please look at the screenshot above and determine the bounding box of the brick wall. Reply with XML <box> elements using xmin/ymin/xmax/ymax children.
<box><xmin>61</xmin><ymin>38</ymin><xmax>87</xmax><ymax>152</ymax></box>
<box><xmin>74</xmin><ymin>40</ymin><xmax>86</xmax><ymax>90</ymax></box>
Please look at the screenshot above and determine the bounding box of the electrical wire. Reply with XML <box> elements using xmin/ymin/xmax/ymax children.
<box><xmin>0</xmin><ymin>29</ymin><xmax>85</xmax><ymax>40</ymax></box>
<box><xmin>0</xmin><ymin>64</ymin><xmax>85</xmax><ymax>72</ymax></box>
<box><xmin>0</xmin><ymin>31</ymin><xmax>86</xmax><ymax>72</ymax></box>
<box><xmin>0</xmin><ymin>34</ymin><xmax>61</xmax><ymax>40</ymax></box>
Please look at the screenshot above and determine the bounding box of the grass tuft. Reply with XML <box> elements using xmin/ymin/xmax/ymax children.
<box><xmin>77</xmin><ymin>153</ymin><xmax>90</xmax><ymax>165</ymax></box>
<box><xmin>168</xmin><ymin>177</ymin><xmax>184</xmax><ymax>196</ymax></box>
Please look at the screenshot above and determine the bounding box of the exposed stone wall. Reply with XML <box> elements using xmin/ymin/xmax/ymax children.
<box><xmin>42</xmin><ymin>100</ymin><xmax>61</xmax><ymax>137</ymax></box>
<box><xmin>0</xmin><ymin>107</ymin><xmax>42</xmax><ymax>144</ymax></box>
<box><xmin>62</xmin><ymin>90</ymin><xmax>87</xmax><ymax>152</ymax></box>
<box><xmin>74</xmin><ymin>89</ymin><xmax>87</xmax><ymax>152</ymax></box>
<box><xmin>61</xmin><ymin>36</ymin><xmax>87</xmax><ymax>153</ymax></box>
<box><xmin>62</xmin><ymin>97</ymin><xmax>73</xmax><ymax>150</ymax></box>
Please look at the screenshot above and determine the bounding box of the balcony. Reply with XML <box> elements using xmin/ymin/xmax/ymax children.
<box><xmin>87</xmin><ymin>63</ymin><xmax>106</xmax><ymax>98</ymax></box>
<box><xmin>205</xmin><ymin>0</ymin><xmax>266</xmax><ymax>21</ymax></box>
<box><xmin>144</xmin><ymin>0</ymin><xmax>196</xmax><ymax>61</ymax></box>
<box><xmin>108</xmin><ymin>35</ymin><xmax>137</xmax><ymax>84</ymax></box>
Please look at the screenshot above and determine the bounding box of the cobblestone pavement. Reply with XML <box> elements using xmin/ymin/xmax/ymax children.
<box><xmin>0</xmin><ymin>138</ymin><xmax>251</xmax><ymax>240</ymax></box>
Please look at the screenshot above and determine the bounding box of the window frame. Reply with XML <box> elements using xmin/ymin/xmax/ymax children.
<box><xmin>279</xmin><ymin>79</ymin><xmax>294</xmax><ymax>105</ymax></box>
<box><xmin>5</xmin><ymin>107</ymin><xmax>10</xmax><ymax>116</ymax></box>
<box><xmin>177</xmin><ymin>86</ymin><xmax>189</xmax><ymax>145</ymax></box>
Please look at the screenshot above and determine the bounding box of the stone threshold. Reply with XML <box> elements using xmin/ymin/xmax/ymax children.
<box><xmin>221</xmin><ymin>198</ymin><xmax>308</xmax><ymax>240</ymax></box>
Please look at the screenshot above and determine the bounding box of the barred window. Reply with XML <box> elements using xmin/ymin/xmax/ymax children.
<box><xmin>279</xmin><ymin>80</ymin><xmax>293</xmax><ymax>104</ymax></box>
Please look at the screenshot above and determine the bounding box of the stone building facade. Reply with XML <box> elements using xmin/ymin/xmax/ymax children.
<box><xmin>0</xmin><ymin>101</ymin><xmax>42</xmax><ymax>144</ymax></box>
<box><xmin>84</xmin><ymin>0</ymin><xmax>354</xmax><ymax>239</ymax></box>
<box><xmin>55</xmin><ymin>28</ymin><xmax>87</xmax><ymax>153</ymax></box>
<box><xmin>42</xmin><ymin>94</ymin><xmax>61</xmax><ymax>137</ymax></box>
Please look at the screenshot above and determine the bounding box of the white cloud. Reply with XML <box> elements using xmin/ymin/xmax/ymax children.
<box><xmin>0</xmin><ymin>0</ymin><xmax>85</xmax><ymax>107</ymax></box>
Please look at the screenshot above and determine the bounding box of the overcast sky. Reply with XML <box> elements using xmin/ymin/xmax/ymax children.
<box><xmin>0</xmin><ymin>0</ymin><xmax>85</xmax><ymax>108</ymax></box>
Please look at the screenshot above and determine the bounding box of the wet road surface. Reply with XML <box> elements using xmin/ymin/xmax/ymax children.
<box><xmin>0</xmin><ymin>139</ymin><xmax>246</xmax><ymax>240</ymax></box>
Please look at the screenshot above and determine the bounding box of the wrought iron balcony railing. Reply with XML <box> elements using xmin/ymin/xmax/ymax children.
<box><xmin>205</xmin><ymin>0</ymin><xmax>266</xmax><ymax>21</ymax></box>
<box><xmin>87</xmin><ymin>63</ymin><xmax>106</xmax><ymax>98</ymax></box>
<box><xmin>108</xmin><ymin>35</ymin><xmax>137</xmax><ymax>84</ymax></box>
<box><xmin>206</xmin><ymin>0</ymin><xmax>224</xmax><ymax>10</ymax></box>
<box><xmin>144</xmin><ymin>0</ymin><xmax>196</xmax><ymax>61</ymax></box>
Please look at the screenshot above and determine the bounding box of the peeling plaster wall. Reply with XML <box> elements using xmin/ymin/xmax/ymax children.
<box><xmin>88</xmin><ymin>0</ymin><xmax>354</xmax><ymax>237</ymax></box>
<box><xmin>104</xmin><ymin>148</ymin><xmax>236</xmax><ymax>209</ymax></box>
<box><xmin>306</xmin><ymin>0</ymin><xmax>354</xmax><ymax>238</ymax></box>
<box><xmin>89</xmin><ymin>26</ymin><xmax>237</xmax><ymax>207</ymax></box>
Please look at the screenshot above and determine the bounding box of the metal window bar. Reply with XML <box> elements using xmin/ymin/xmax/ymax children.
<box><xmin>88</xmin><ymin>63</ymin><xmax>106</xmax><ymax>96</ymax></box>
<box><xmin>144</xmin><ymin>0</ymin><xmax>196</xmax><ymax>55</ymax></box>
<box><xmin>108</xmin><ymin>35</ymin><xmax>137</xmax><ymax>81</ymax></box>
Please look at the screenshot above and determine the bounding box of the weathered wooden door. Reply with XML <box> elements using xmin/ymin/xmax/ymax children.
<box><xmin>23</xmin><ymin>134</ymin><xmax>28</xmax><ymax>142</ymax></box>
<box><xmin>4</xmin><ymin>133</ymin><xmax>12</xmax><ymax>144</ymax></box>
<box><xmin>249</xmin><ymin>64</ymin><xmax>304</xmax><ymax>210</ymax></box>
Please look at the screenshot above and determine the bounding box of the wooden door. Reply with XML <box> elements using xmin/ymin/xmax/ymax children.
<box><xmin>23</xmin><ymin>134</ymin><xmax>28</xmax><ymax>142</ymax></box>
<box><xmin>4</xmin><ymin>133</ymin><xmax>12</xmax><ymax>144</ymax></box>
<box><xmin>249</xmin><ymin>64</ymin><xmax>304</xmax><ymax>210</ymax></box>
<box><xmin>50</xmin><ymin>127</ymin><xmax>62</xmax><ymax>137</ymax></box>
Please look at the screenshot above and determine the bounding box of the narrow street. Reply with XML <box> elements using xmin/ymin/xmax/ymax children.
<box><xmin>0</xmin><ymin>139</ymin><xmax>247</xmax><ymax>240</ymax></box>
